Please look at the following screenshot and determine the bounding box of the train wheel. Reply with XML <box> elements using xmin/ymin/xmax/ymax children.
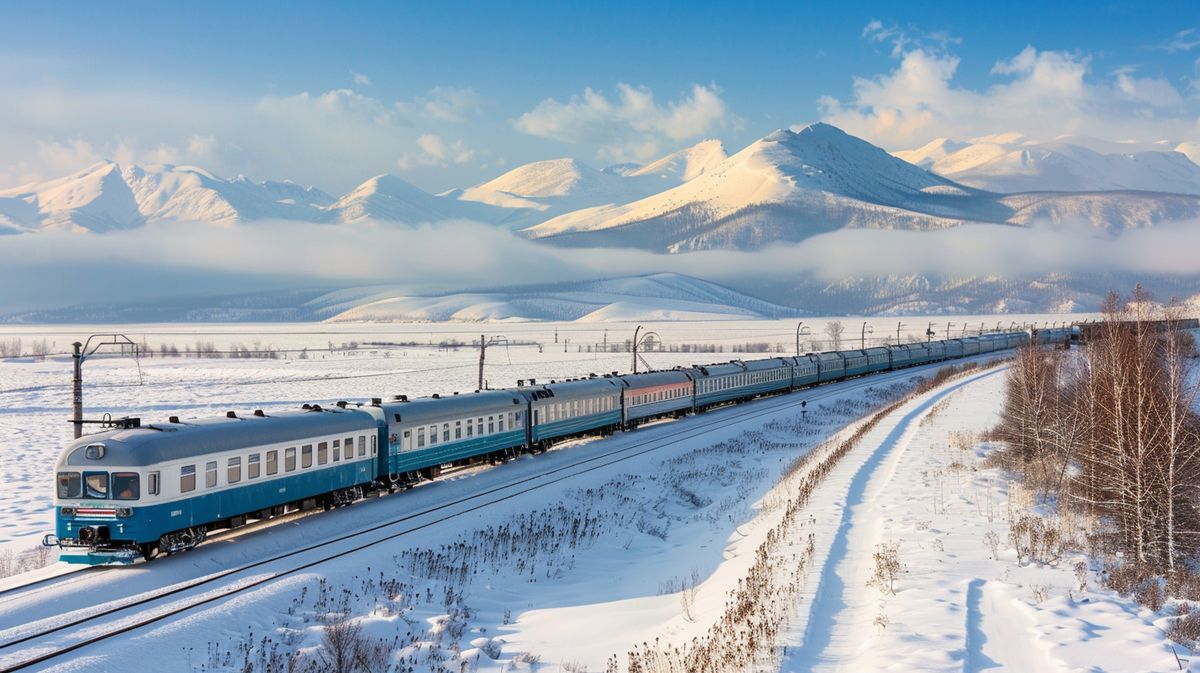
<box><xmin>140</xmin><ymin>543</ymin><xmax>160</xmax><ymax>562</ymax></box>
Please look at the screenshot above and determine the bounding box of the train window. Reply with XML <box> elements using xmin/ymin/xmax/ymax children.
<box><xmin>332</xmin><ymin>439</ymin><xmax>341</xmax><ymax>462</ymax></box>
<box><xmin>358</xmin><ymin>436</ymin><xmax>366</xmax><ymax>457</ymax></box>
<box><xmin>227</xmin><ymin>458</ymin><xmax>241</xmax><ymax>484</ymax></box>
<box><xmin>112</xmin><ymin>473</ymin><xmax>139</xmax><ymax>500</ymax></box>
<box><xmin>318</xmin><ymin>442</ymin><xmax>328</xmax><ymax>465</ymax></box>
<box><xmin>498</xmin><ymin>416</ymin><xmax>505</xmax><ymax>432</ymax></box>
<box><xmin>181</xmin><ymin>465</ymin><xmax>196</xmax><ymax>492</ymax></box>
<box><xmin>248</xmin><ymin>455</ymin><xmax>260</xmax><ymax>479</ymax></box>
<box><xmin>285</xmin><ymin>448</ymin><xmax>296</xmax><ymax>472</ymax></box>
<box><xmin>488</xmin><ymin>416</ymin><xmax>495</xmax><ymax>433</ymax></box>
<box><xmin>417</xmin><ymin>427</ymin><xmax>425</xmax><ymax>448</ymax></box>
<box><xmin>148</xmin><ymin>471</ymin><xmax>160</xmax><ymax>496</ymax></box>
<box><xmin>456</xmin><ymin>422</ymin><xmax>463</xmax><ymax>439</ymax></box>
<box><xmin>267</xmin><ymin>450</ymin><xmax>279</xmax><ymax>475</ymax></box>
<box><xmin>57</xmin><ymin>472</ymin><xmax>82</xmax><ymax>498</ymax></box>
<box><xmin>466</xmin><ymin>421</ymin><xmax>473</xmax><ymax>437</ymax></box>
<box><xmin>84</xmin><ymin>472</ymin><xmax>109</xmax><ymax>499</ymax></box>
<box><xmin>477</xmin><ymin>418</ymin><xmax>483</xmax><ymax>435</ymax></box>
<box><xmin>206</xmin><ymin>461</ymin><xmax>218</xmax><ymax>488</ymax></box>
<box><xmin>429</xmin><ymin>425</ymin><xmax>438</xmax><ymax>444</ymax></box>
<box><xmin>371</xmin><ymin>436</ymin><xmax>376</xmax><ymax>455</ymax></box>
<box><xmin>443</xmin><ymin>424</ymin><xmax>450</xmax><ymax>442</ymax></box>
<box><xmin>301</xmin><ymin>445</ymin><xmax>313</xmax><ymax>469</ymax></box>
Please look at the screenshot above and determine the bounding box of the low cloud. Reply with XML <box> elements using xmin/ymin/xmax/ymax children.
<box><xmin>4</xmin><ymin>217</ymin><xmax>1200</xmax><ymax>313</ymax></box>
<box><xmin>514</xmin><ymin>83</ymin><xmax>737</xmax><ymax>163</ymax></box>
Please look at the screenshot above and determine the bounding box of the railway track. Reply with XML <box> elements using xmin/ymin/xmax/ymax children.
<box><xmin>0</xmin><ymin>355</ymin><xmax>1005</xmax><ymax>672</ymax></box>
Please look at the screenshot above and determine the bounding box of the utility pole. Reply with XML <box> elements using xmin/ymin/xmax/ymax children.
<box><xmin>71</xmin><ymin>334</ymin><xmax>141</xmax><ymax>439</ymax></box>
<box><xmin>477</xmin><ymin>334</ymin><xmax>508</xmax><ymax>391</ymax></box>
<box><xmin>860</xmin><ymin>322</ymin><xmax>873</xmax><ymax>349</ymax></box>
<box><xmin>795</xmin><ymin>321</ymin><xmax>810</xmax><ymax>356</ymax></box>
<box><xmin>946</xmin><ymin>322</ymin><xmax>955</xmax><ymax>339</ymax></box>
<box><xmin>632</xmin><ymin>325</ymin><xmax>660</xmax><ymax>374</ymax></box>
<box><xmin>896</xmin><ymin>321</ymin><xmax>905</xmax><ymax>345</ymax></box>
<box><xmin>926</xmin><ymin>322</ymin><xmax>935</xmax><ymax>342</ymax></box>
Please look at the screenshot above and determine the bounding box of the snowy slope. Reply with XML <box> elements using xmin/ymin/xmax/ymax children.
<box><xmin>324</xmin><ymin>273</ymin><xmax>799</xmax><ymax>322</ymax></box>
<box><xmin>123</xmin><ymin>164</ymin><xmax>335</xmax><ymax>224</ymax></box>
<box><xmin>0</xmin><ymin>162</ymin><xmax>145</xmax><ymax>232</ymax></box>
<box><xmin>896</xmin><ymin>135</ymin><xmax>1200</xmax><ymax>195</ymax></box>
<box><xmin>628</xmin><ymin>138</ymin><xmax>727</xmax><ymax>182</ymax></box>
<box><xmin>524</xmin><ymin>124</ymin><xmax>1200</xmax><ymax>251</ymax></box>
<box><xmin>522</xmin><ymin>123</ymin><xmax>1007</xmax><ymax>251</ymax></box>
<box><xmin>450</xmin><ymin>142</ymin><xmax>726</xmax><ymax>230</ymax></box>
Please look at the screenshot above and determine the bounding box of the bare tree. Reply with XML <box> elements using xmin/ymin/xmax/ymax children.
<box><xmin>824</xmin><ymin>320</ymin><xmax>845</xmax><ymax>351</ymax></box>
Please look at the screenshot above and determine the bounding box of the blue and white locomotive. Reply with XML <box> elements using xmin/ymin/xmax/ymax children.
<box><xmin>47</xmin><ymin>328</ymin><xmax>1044</xmax><ymax>564</ymax></box>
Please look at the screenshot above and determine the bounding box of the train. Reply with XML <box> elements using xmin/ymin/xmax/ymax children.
<box><xmin>44</xmin><ymin>328</ymin><xmax>1065</xmax><ymax>565</ymax></box>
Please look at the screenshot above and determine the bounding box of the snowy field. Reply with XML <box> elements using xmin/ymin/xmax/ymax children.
<box><xmin>0</xmin><ymin>316</ymin><xmax>1087</xmax><ymax>549</ymax></box>
<box><xmin>0</xmin><ymin>353</ymin><xmax>1177</xmax><ymax>673</ymax></box>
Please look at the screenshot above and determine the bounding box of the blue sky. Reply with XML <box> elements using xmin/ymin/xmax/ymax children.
<box><xmin>1</xmin><ymin>1</ymin><xmax>1197</xmax><ymax>193</ymax></box>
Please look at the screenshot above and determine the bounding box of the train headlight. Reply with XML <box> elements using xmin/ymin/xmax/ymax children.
<box><xmin>116</xmin><ymin>508</ymin><xmax>133</xmax><ymax>518</ymax></box>
<box><xmin>61</xmin><ymin>507</ymin><xmax>76</xmax><ymax>517</ymax></box>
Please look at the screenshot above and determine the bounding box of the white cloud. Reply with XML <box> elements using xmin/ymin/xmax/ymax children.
<box><xmin>1155</xmin><ymin>28</ymin><xmax>1200</xmax><ymax>53</ymax></box>
<box><xmin>820</xmin><ymin>32</ymin><xmax>1199</xmax><ymax>149</ymax></box>
<box><xmin>514</xmin><ymin>82</ymin><xmax>737</xmax><ymax>162</ymax></box>
<box><xmin>397</xmin><ymin>134</ymin><xmax>476</xmax><ymax>169</ymax></box>
<box><xmin>351</xmin><ymin>70</ymin><xmax>371</xmax><ymax>86</ymax></box>
<box><xmin>416</xmin><ymin>86</ymin><xmax>483</xmax><ymax>122</ymax></box>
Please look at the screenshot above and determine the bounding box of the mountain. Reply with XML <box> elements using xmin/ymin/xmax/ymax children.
<box><xmin>447</xmin><ymin>141</ymin><xmax>726</xmax><ymax>229</ymax></box>
<box><xmin>323</xmin><ymin>273</ymin><xmax>799</xmax><ymax>323</ymax></box>
<box><xmin>123</xmin><ymin>164</ymin><xmax>335</xmax><ymax>224</ymax></box>
<box><xmin>522</xmin><ymin>123</ymin><xmax>1200</xmax><ymax>251</ymax></box>
<box><xmin>326</xmin><ymin>174</ymin><xmax>464</xmax><ymax>224</ymax></box>
<box><xmin>522</xmin><ymin>123</ymin><xmax>998</xmax><ymax>250</ymax></box>
<box><xmin>895</xmin><ymin>135</ymin><xmax>1200</xmax><ymax>195</ymax></box>
<box><xmin>0</xmin><ymin>162</ymin><xmax>144</xmax><ymax>232</ymax></box>
<box><xmin>0</xmin><ymin>273</ymin><xmax>799</xmax><ymax>323</ymax></box>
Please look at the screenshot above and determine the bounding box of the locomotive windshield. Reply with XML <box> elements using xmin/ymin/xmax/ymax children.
<box><xmin>57</xmin><ymin>472</ymin><xmax>81</xmax><ymax>498</ymax></box>
<box><xmin>84</xmin><ymin>472</ymin><xmax>109</xmax><ymax>498</ymax></box>
<box><xmin>112</xmin><ymin>472</ymin><xmax>139</xmax><ymax>500</ymax></box>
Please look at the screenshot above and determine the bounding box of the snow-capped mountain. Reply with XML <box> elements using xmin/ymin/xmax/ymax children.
<box><xmin>522</xmin><ymin>123</ymin><xmax>1200</xmax><ymax>251</ymax></box>
<box><xmin>0</xmin><ymin>273</ymin><xmax>798</xmax><ymax>323</ymax></box>
<box><xmin>322</xmin><ymin>272</ymin><xmax>798</xmax><ymax>322</ymax></box>
<box><xmin>445</xmin><ymin>140</ymin><xmax>726</xmax><ymax>229</ymax></box>
<box><xmin>0</xmin><ymin>162</ymin><xmax>144</xmax><ymax>233</ymax></box>
<box><xmin>123</xmin><ymin>164</ymin><xmax>335</xmax><ymax>225</ymax></box>
<box><xmin>5</xmin><ymin>126</ymin><xmax>1199</xmax><ymax>250</ymax></box>
<box><xmin>895</xmin><ymin>134</ymin><xmax>1200</xmax><ymax>195</ymax></box>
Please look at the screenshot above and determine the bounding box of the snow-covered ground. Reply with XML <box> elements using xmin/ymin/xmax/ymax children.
<box><xmin>0</xmin><ymin>317</ymin><xmax>1082</xmax><ymax>549</ymax></box>
<box><xmin>0</xmin><ymin>339</ymin><xmax>1180</xmax><ymax>672</ymax></box>
<box><xmin>777</xmin><ymin>365</ymin><xmax>1178</xmax><ymax>673</ymax></box>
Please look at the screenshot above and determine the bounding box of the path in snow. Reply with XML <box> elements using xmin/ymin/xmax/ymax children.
<box><xmin>778</xmin><ymin>366</ymin><xmax>1177</xmax><ymax>673</ymax></box>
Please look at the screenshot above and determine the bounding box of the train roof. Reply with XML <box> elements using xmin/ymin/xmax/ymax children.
<box><xmin>515</xmin><ymin>377</ymin><xmax>624</xmax><ymax>402</ymax></box>
<box><xmin>58</xmin><ymin>408</ymin><xmax>378</xmax><ymax>468</ymax></box>
<box><xmin>372</xmin><ymin>389</ymin><xmax>525</xmax><ymax>426</ymax></box>
<box><xmin>619</xmin><ymin>369</ymin><xmax>693</xmax><ymax>387</ymax></box>
<box><xmin>742</xmin><ymin>357</ymin><xmax>792</xmax><ymax>371</ymax></box>
<box><xmin>689</xmin><ymin>362</ymin><xmax>744</xmax><ymax>377</ymax></box>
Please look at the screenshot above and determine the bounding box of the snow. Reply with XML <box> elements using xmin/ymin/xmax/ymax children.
<box><xmin>5</xmin><ymin>126</ymin><xmax>1198</xmax><ymax>243</ymax></box>
<box><xmin>894</xmin><ymin>133</ymin><xmax>1200</xmax><ymax>195</ymax></box>
<box><xmin>776</xmin><ymin>365</ymin><xmax>1178</xmax><ymax>672</ymax></box>
<box><xmin>322</xmin><ymin>273</ymin><xmax>798</xmax><ymax>323</ymax></box>
<box><xmin>0</xmin><ymin>323</ymin><xmax>1181</xmax><ymax>672</ymax></box>
<box><xmin>522</xmin><ymin>123</ymin><xmax>1200</xmax><ymax>251</ymax></box>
